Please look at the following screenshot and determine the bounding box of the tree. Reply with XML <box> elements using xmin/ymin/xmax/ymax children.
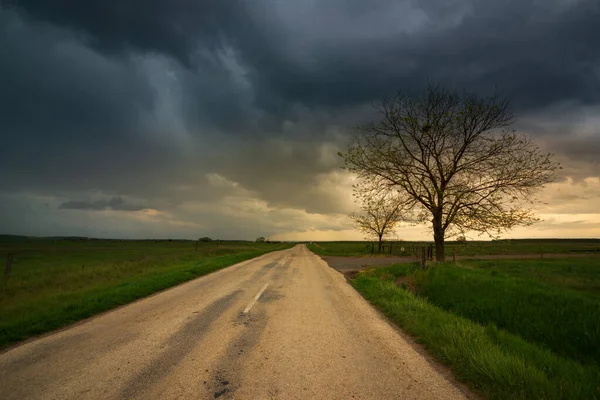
<box><xmin>256</xmin><ymin>236</ymin><xmax>266</xmax><ymax>243</ymax></box>
<box><xmin>341</xmin><ymin>83</ymin><xmax>559</xmax><ymax>261</ymax></box>
<box><xmin>199</xmin><ymin>237</ymin><xmax>212</xmax><ymax>242</ymax></box>
<box><xmin>350</xmin><ymin>185</ymin><xmax>403</xmax><ymax>253</ymax></box>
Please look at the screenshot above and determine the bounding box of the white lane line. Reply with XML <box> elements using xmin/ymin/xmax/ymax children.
<box><xmin>243</xmin><ymin>283</ymin><xmax>269</xmax><ymax>314</ymax></box>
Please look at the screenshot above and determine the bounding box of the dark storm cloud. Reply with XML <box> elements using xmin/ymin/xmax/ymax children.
<box><xmin>0</xmin><ymin>8</ymin><xmax>232</xmax><ymax>199</ymax></box>
<box><xmin>1</xmin><ymin>0</ymin><xmax>600</xmax><ymax>238</ymax></box>
<box><xmin>1</xmin><ymin>0</ymin><xmax>244</xmax><ymax>64</ymax></box>
<box><xmin>59</xmin><ymin>197</ymin><xmax>145</xmax><ymax>211</ymax></box>
<box><xmin>255</xmin><ymin>0</ymin><xmax>600</xmax><ymax>112</ymax></box>
<box><xmin>0</xmin><ymin>8</ymin><xmax>152</xmax><ymax>134</ymax></box>
<box><xmin>5</xmin><ymin>0</ymin><xmax>600</xmax><ymax>115</ymax></box>
<box><xmin>0</xmin><ymin>8</ymin><xmax>165</xmax><ymax>192</ymax></box>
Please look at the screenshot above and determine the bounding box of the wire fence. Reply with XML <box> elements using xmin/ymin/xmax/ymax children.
<box><xmin>367</xmin><ymin>242</ymin><xmax>435</xmax><ymax>259</ymax></box>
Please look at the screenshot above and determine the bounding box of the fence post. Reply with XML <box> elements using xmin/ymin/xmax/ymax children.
<box><xmin>4</xmin><ymin>253</ymin><xmax>15</xmax><ymax>279</ymax></box>
<box><xmin>421</xmin><ymin>247</ymin><xmax>426</xmax><ymax>269</ymax></box>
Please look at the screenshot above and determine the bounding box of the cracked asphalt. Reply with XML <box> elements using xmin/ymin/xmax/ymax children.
<box><xmin>0</xmin><ymin>245</ymin><xmax>469</xmax><ymax>399</ymax></box>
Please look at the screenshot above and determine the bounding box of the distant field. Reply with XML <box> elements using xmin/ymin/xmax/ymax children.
<box><xmin>462</xmin><ymin>257</ymin><xmax>600</xmax><ymax>295</ymax></box>
<box><xmin>350</xmin><ymin>257</ymin><xmax>600</xmax><ymax>400</ymax></box>
<box><xmin>309</xmin><ymin>238</ymin><xmax>600</xmax><ymax>257</ymax></box>
<box><xmin>0</xmin><ymin>238</ymin><xmax>292</xmax><ymax>349</ymax></box>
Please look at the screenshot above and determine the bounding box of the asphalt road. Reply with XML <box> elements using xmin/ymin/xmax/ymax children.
<box><xmin>0</xmin><ymin>245</ymin><xmax>468</xmax><ymax>399</ymax></box>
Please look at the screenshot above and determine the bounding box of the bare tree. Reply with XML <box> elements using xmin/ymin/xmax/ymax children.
<box><xmin>341</xmin><ymin>83</ymin><xmax>559</xmax><ymax>261</ymax></box>
<box><xmin>350</xmin><ymin>185</ymin><xmax>404</xmax><ymax>253</ymax></box>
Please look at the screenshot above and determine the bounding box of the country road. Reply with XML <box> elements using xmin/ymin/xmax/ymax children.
<box><xmin>0</xmin><ymin>245</ymin><xmax>468</xmax><ymax>400</ymax></box>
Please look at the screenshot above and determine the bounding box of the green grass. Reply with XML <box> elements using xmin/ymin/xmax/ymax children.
<box><xmin>415</xmin><ymin>261</ymin><xmax>600</xmax><ymax>366</ymax></box>
<box><xmin>352</xmin><ymin>271</ymin><xmax>600</xmax><ymax>400</ymax></box>
<box><xmin>0</xmin><ymin>238</ymin><xmax>292</xmax><ymax>349</ymax></box>
<box><xmin>462</xmin><ymin>258</ymin><xmax>600</xmax><ymax>295</ymax></box>
<box><xmin>346</xmin><ymin>256</ymin><xmax>600</xmax><ymax>399</ymax></box>
<box><xmin>309</xmin><ymin>239</ymin><xmax>600</xmax><ymax>257</ymax></box>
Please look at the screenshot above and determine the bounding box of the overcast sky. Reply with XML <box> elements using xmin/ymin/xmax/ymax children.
<box><xmin>1</xmin><ymin>0</ymin><xmax>599</xmax><ymax>240</ymax></box>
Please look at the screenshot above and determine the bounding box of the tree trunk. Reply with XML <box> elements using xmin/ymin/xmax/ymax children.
<box><xmin>4</xmin><ymin>253</ymin><xmax>14</xmax><ymax>279</ymax></box>
<box><xmin>433</xmin><ymin>215</ymin><xmax>445</xmax><ymax>262</ymax></box>
<box><xmin>435</xmin><ymin>235</ymin><xmax>445</xmax><ymax>262</ymax></box>
<box><xmin>378</xmin><ymin>235</ymin><xmax>383</xmax><ymax>254</ymax></box>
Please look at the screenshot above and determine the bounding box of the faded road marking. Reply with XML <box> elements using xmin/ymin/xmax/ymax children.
<box><xmin>243</xmin><ymin>284</ymin><xmax>269</xmax><ymax>314</ymax></box>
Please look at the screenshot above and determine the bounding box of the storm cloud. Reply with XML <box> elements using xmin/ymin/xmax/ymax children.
<box><xmin>59</xmin><ymin>197</ymin><xmax>146</xmax><ymax>211</ymax></box>
<box><xmin>1</xmin><ymin>0</ymin><xmax>599</xmax><ymax>239</ymax></box>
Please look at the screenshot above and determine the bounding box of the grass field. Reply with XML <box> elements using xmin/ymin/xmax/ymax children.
<box><xmin>0</xmin><ymin>237</ymin><xmax>292</xmax><ymax>349</ymax></box>
<box><xmin>350</xmin><ymin>257</ymin><xmax>600</xmax><ymax>400</ymax></box>
<box><xmin>309</xmin><ymin>238</ymin><xmax>600</xmax><ymax>257</ymax></box>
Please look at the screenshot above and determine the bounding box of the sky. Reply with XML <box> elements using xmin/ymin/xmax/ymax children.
<box><xmin>1</xmin><ymin>0</ymin><xmax>599</xmax><ymax>241</ymax></box>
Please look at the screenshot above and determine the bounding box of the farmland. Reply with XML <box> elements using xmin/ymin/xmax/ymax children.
<box><xmin>342</xmin><ymin>250</ymin><xmax>600</xmax><ymax>400</ymax></box>
<box><xmin>0</xmin><ymin>237</ymin><xmax>291</xmax><ymax>349</ymax></box>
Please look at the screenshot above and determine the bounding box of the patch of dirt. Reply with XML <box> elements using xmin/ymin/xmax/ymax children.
<box><xmin>395</xmin><ymin>275</ymin><xmax>418</xmax><ymax>293</ymax></box>
<box><xmin>342</xmin><ymin>270</ymin><xmax>361</xmax><ymax>281</ymax></box>
<box><xmin>322</xmin><ymin>255</ymin><xmax>417</xmax><ymax>273</ymax></box>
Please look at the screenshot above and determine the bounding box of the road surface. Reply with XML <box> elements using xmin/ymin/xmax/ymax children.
<box><xmin>0</xmin><ymin>245</ymin><xmax>468</xmax><ymax>399</ymax></box>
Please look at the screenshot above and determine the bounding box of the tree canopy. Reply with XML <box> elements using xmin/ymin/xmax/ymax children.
<box><xmin>341</xmin><ymin>83</ymin><xmax>559</xmax><ymax>261</ymax></box>
<box><xmin>350</xmin><ymin>184</ymin><xmax>403</xmax><ymax>253</ymax></box>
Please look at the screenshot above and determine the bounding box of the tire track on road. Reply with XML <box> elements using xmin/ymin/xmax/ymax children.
<box><xmin>119</xmin><ymin>290</ymin><xmax>242</xmax><ymax>399</ymax></box>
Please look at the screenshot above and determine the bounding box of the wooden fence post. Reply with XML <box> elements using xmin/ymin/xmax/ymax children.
<box><xmin>4</xmin><ymin>253</ymin><xmax>15</xmax><ymax>279</ymax></box>
<box><xmin>421</xmin><ymin>247</ymin><xmax>426</xmax><ymax>270</ymax></box>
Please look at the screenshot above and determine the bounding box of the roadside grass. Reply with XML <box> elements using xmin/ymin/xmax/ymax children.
<box><xmin>352</xmin><ymin>272</ymin><xmax>600</xmax><ymax>400</ymax></box>
<box><xmin>415</xmin><ymin>261</ymin><xmax>600</xmax><ymax>366</ymax></box>
<box><xmin>309</xmin><ymin>238</ymin><xmax>600</xmax><ymax>257</ymax></box>
<box><xmin>0</xmin><ymin>239</ymin><xmax>291</xmax><ymax>349</ymax></box>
